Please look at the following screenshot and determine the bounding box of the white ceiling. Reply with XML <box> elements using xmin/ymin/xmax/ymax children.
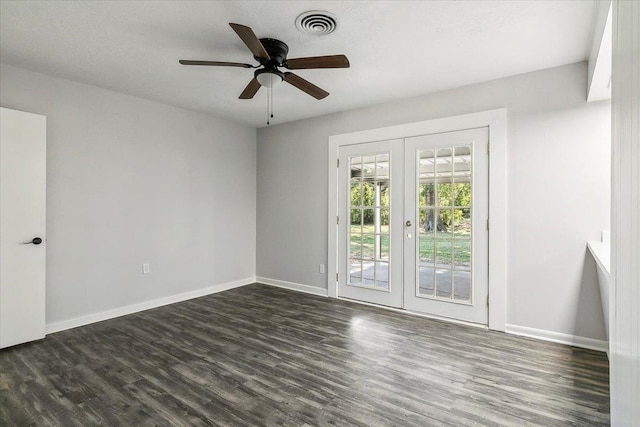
<box><xmin>0</xmin><ymin>1</ymin><xmax>597</xmax><ymax>128</ymax></box>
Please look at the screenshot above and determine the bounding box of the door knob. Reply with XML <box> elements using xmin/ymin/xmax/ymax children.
<box><xmin>23</xmin><ymin>237</ymin><xmax>43</xmax><ymax>245</ymax></box>
<box><xmin>406</xmin><ymin>220</ymin><xmax>412</xmax><ymax>227</ymax></box>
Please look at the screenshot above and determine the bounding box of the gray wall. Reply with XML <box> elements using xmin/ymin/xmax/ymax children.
<box><xmin>0</xmin><ymin>64</ymin><xmax>256</xmax><ymax>325</ymax></box>
<box><xmin>256</xmin><ymin>61</ymin><xmax>610</xmax><ymax>341</ymax></box>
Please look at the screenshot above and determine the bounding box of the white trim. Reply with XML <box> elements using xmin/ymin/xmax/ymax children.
<box><xmin>328</xmin><ymin>108</ymin><xmax>508</xmax><ymax>332</ymax></box>
<box><xmin>610</xmin><ymin>2</ymin><xmax>640</xmax><ymax>423</ymax></box>
<box><xmin>505</xmin><ymin>324</ymin><xmax>608</xmax><ymax>353</ymax></box>
<box><xmin>45</xmin><ymin>277</ymin><xmax>255</xmax><ymax>334</ymax></box>
<box><xmin>487</xmin><ymin>111</ymin><xmax>508</xmax><ymax>332</ymax></box>
<box><xmin>256</xmin><ymin>277</ymin><xmax>329</xmax><ymax>297</ymax></box>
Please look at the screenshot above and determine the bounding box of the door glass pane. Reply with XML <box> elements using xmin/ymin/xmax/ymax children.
<box><xmin>362</xmin><ymin>261</ymin><xmax>375</xmax><ymax>286</ymax></box>
<box><xmin>454</xmin><ymin>183</ymin><xmax>471</xmax><ymax>207</ymax></box>
<box><xmin>454</xmin><ymin>145</ymin><xmax>471</xmax><ymax>157</ymax></box>
<box><xmin>453</xmin><ymin>271</ymin><xmax>471</xmax><ymax>302</ymax></box>
<box><xmin>380</xmin><ymin>235</ymin><xmax>389</xmax><ymax>260</ymax></box>
<box><xmin>362</xmin><ymin>182</ymin><xmax>375</xmax><ymax>206</ymax></box>
<box><xmin>419</xmin><ymin>208</ymin><xmax>434</xmax><ymax>237</ymax></box>
<box><xmin>436</xmin><ymin>148</ymin><xmax>453</xmax><ymax>179</ymax></box>
<box><xmin>375</xmin><ymin>262</ymin><xmax>389</xmax><ymax>289</ymax></box>
<box><xmin>419</xmin><ymin>184</ymin><xmax>435</xmax><ymax>207</ymax></box>
<box><xmin>362</xmin><ymin>155</ymin><xmax>376</xmax><ymax>178</ymax></box>
<box><xmin>350</xmin><ymin>156</ymin><xmax>362</xmax><ymax>179</ymax></box>
<box><xmin>380</xmin><ymin>208</ymin><xmax>389</xmax><ymax>233</ymax></box>
<box><xmin>454</xmin><ymin>146</ymin><xmax>471</xmax><ymax>182</ymax></box>
<box><xmin>361</xmin><ymin>208</ymin><xmax>374</xmax><ymax>227</ymax></box>
<box><xmin>435</xmin><ymin>236</ymin><xmax>451</xmax><ymax>268</ymax></box>
<box><xmin>362</xmin><ymin>235</ymin><xmax>374</xmax><ymax>260</ymax></box>
<box><xmin>453</xmin><ymin>208</ymin><xmax>471</xmax><ymax>236</ymax></box>
<box><xmin>350</xmin><ymin>208</ymin><xmax>362</xmax><ymax>233</ymax></box>
<box><xmin>347</xmin><ymin>152</ymin><xmax>391</xmax><ymax>291</ymax></box>
<box><xmin>376</xmin><ymin>153</ymin><xmax>389</xmax><ymax>180</ymax></box>
<box><xmin>417</xmin><ymin>144</ymin><xmax>473</xmax><ymax>304</ymax></box>
<box><xmin>350</xmin><ymin>234</ymin><xmax>362</xmax><ymax>259</ymax></box>
<box><xmin>419</xmin><ymin>149</ymin><xmax>435</xmax><ymax>180</ymax></box>
<box><xmin>380</xmin><ymin>184</ymin><xmax>390</xmax><ymax>207</ymax></box>
<box><xmin>437</xmin><ymin>183</ymin><xmax>453</xmax><ymax>206</ymax></box>
<box><xmin>349</xmin><ymin>259</ymin><xmax>362</xmax><ymax>285</ymax></box>
<box><xmin>453</xmin><ymin>239</ymin><xmax>471</xmax><ymax>270</ymax></box>
<box><xmin>350</xmin><ymin>182</ymin><xmax>362</xmax><ymax>207</ymax></box>
<box><xmin>419</xmin><ymin>267</ymin><xmax>435</xmax><ymax>296</ymax></box>
<box><xmin>435</xmin><ymin>269</ymin><xmax>452</xmax><ymax>298</ymax></box>
<box><xmin>419</xmin><ymin>238</ymin><xmax>435</xmax><ymax>264</ymax></box>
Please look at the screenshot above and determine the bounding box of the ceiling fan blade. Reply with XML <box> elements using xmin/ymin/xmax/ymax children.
<box><xmin>284</xmin><ymin>73</ymin><xmax>329</xmax><ymax>100</ymax></box>
<box><xmin>285</xmin><ymin>55</ymin><xmax>350</xmax><ymax>70</ymax></box>
<box><xmin>229</xmin><ymin>23</ymin><xmax>270</xmax><ymax>61</ymax></box>
<box><xmin>179</xmin><ymin>60</ymin><xmax>253</xmax><ymax>68</ymax></box>
<box><xmin>239</xmin><ymin>78</ymin><xmax>261</xmax><ymax>99</ymax></box>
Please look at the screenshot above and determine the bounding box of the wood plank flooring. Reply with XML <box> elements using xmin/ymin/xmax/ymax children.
<box><xmin>0</xmin><ymin>283</ymin><xmax>609</xmax><ymax>426</ymax></box>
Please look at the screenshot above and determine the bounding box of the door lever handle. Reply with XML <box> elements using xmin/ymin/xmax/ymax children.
<box><xmin>22</xmin><ymin>237</ymin><xmax>43</xmax><ymax>245</ymax></box>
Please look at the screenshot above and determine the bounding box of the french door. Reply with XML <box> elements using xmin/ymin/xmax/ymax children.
<box><xmin>403</xmin><ymin>128</ymin><xmax>488</xmax><ymax>324</ymax></box>
<box><xmin>337</xmin><ymin>139</ymin><xmax>404</xmax><ymax>308</ymax></box>
<box><xmin>337</xmin><ymin>128</ymin><xmax>489</xmax><ymax>325</ymax></box>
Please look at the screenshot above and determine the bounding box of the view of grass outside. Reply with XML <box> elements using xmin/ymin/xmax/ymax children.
<box><xmin>350</xmin><ymin>173</ymin><xmax>472</xmax><ymax>267</ymax></box>
<box><xmin>350</xmin><ymin>224</ymin><xmax>471</xmax><ymax>266</ymax></box>
<box><xmin>419</xmin><ymin>228</ymin><xmax>471</xmax><ymax>266</ymax></box>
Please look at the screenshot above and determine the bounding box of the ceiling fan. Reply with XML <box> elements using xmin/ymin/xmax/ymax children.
<box><xmin>179</xmin><ymin>23</ymin><xmax>350</xmax><ymax>100</ymax></box>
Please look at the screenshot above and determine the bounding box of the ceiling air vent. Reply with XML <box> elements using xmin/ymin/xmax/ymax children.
<box><xmin>295</xmin><ymin>11</ymin><xmax>338</xmax><ymax>35</ymax></box>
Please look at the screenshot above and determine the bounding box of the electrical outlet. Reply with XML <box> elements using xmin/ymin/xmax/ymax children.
<box><xmin>319</xmin><ymin>264</ymin><xmax>325</xmax><ymax>274</ymax></box>
<box><xmin>142</xmin><ymin>263</ymin><xmax>150</xmax><ymax>274</ymax></box>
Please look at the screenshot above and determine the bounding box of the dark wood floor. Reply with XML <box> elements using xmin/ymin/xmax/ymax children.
<box><xmin>1</xmin><ymin>283</ymin><xmax>609</xmax><ymax>426</ymax></box>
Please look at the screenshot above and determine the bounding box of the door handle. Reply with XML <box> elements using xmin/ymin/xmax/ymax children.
<box><xmin>22</xmin><ymin>237</ymin><xmax>43</xmax><ymax>245</ymax></box>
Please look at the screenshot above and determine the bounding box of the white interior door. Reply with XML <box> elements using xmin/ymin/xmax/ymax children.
<box><xmin>0</xmin><ymin>107</ymin><xmax>47</xmax><ymax>349</ymax></box>
<box><xmin>403</xmin><ymin>127</ymin><xmax>489</xmax><ymax>324</ymax></box>
<box><xmin>338</xmin><ymin>139</ymin><xmax>403</xmax><ymax>307</ymax></box>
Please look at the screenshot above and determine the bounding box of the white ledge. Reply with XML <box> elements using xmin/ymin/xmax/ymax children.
<box><xmin>588</xmin><ymin>240</ymin><xmax>610</xmax><ymax>277</ymax></box>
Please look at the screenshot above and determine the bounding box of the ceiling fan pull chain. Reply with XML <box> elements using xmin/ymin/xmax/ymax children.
<box><xmin>266</xmin><ymin>86</ymin><xmax>270</xmax><ymax>126</ymax></box>
<box><xmin>270</xmin><ymin>84</ymin><xmax>274</xmax><ymax>119</ymax></box>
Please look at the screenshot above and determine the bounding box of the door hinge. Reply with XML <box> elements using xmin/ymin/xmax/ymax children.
<box><xmin>487</xmin><ymin>295</ymin><xmax>490</xmax><ymax>306</ymax></box>
<box><xmin>487</xmin><ymin>143</ymin><xmax>491</xmax><ymax>155</ymax></box>
<box><xmin>336</xmin><ymin>273</ymin><xmax>339</xmax><ymax>281</ymax></box>
<box><xmin>337</xmin><ymin>216</ymin><xmax>339</xmax><ymax>225</ymax></box>
<box><xmin>486</xmin><ymin>219</ymin><xmax>490</xmax><ymax>231</ymax></box>
<box><xmin>337</xmin><ymin>159</ymin><xmax>339</xmax><ymax>168</ymax></box>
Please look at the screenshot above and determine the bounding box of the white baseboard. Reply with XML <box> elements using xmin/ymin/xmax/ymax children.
<box><xmin>45</xmin><ymin>277</ymin><xmax>256</xmax><ymax>335</ymax></box>
<box><xmin>256</xmin><ymin>277</ymin><xmax>328</xmax><ymax>297</ymax></box>
<box><xmin>506</xmin><ymin>324</ymin><xmax>608</xmax><ymax>353</ymax></box>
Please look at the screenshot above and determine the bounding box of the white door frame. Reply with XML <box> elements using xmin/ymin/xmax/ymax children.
<box><xmin>328</xmin><ymin>108</ymin><xmax>507</xmax><ymax>332</ymax></box>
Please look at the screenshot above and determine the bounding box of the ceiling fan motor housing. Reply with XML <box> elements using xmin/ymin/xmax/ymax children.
<box><xmin>256</xmin><ymin>38</ymin><xmax>289</xmax><ymax>66</ymax></box>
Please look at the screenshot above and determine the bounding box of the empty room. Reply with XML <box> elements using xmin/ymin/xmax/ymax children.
<box><xmin>1</xmin><ymin>1</ymin><xmax>638</xmax><ymax>426</ymax></box>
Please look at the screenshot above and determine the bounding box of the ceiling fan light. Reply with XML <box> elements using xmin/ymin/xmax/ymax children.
<box><xmin>256</xmin><ymin>71</ymin><xmax>283</xmax><ymax>88</ymax></box>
